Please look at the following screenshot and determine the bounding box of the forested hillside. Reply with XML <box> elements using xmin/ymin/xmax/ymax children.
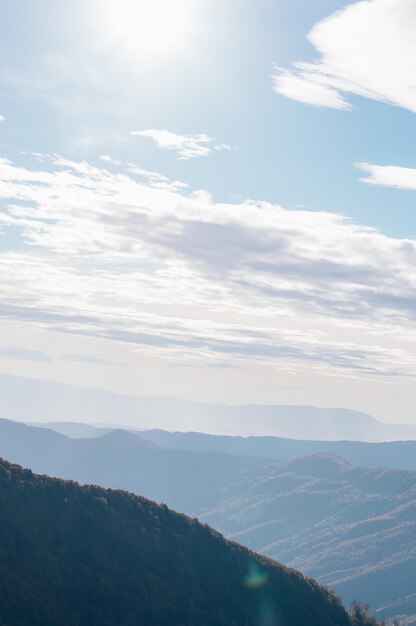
<box><xmin>200</xmin><ymin>454</ymin><xmax>416</xmax><ymax>623</ymax></box>
<box><xmin>0</xmin><ymin>457</ymin><xmax>378</xmax><ymax>626</ymax></box>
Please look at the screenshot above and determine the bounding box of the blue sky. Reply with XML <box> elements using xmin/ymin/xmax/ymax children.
<box><xmin>1</xmin><ymin>0</ymin><xmax>416</xmax><ymax>424</ymax></box>
<box><xmin>2</xmin><ymin>0</ymin><xmax>416</xmax><ymax>236</ymax></box>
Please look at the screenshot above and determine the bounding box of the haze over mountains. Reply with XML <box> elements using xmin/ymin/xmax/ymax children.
<box><xmin>0</xmin><ymin>418</ymin><xmax>415</xmax><ymax>624</ymax></box>
<box><xmin>2</xmin><ymin>372</ymin><xmax>416</xmax><ymax>441</ymax></box>
<box><xmin>0</xmin><ymin>420</ymin><xmax>265</xmax><ymax>511</ymax></box>
<box><xmin>41</xmin><ymin>422</ymin><xmax>416</xmax><ymax>471</ymax></box>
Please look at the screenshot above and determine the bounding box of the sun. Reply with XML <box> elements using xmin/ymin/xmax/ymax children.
<box><xmin>102</xmin><ymin>0</ymin><xmax>195</xmax><ymax>58</ymax></box>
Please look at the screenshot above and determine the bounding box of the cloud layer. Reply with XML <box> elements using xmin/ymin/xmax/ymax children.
<box><xmin>0</xmin><ymin>154</ymin><xmax>416</xmax><ymax>380</ymax></box>
<box><xmin>131</xmin><ymin>129</ymin><xmax>231</xmax><ymax>159</ymax></box>
<box><xmin>273</xmin><ymin>0</ymin><xmax>416</xmax><ymax>112</ymax></box>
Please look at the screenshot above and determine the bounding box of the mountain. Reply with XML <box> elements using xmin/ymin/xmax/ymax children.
<box><xmin>0</xmin><ymin>457</ymin><xmax>380</xmax><ymax>626</ymax></box>
<box><xmin>0</xmin><ymin>419</ymin><xmax>266</xmax><ymax>510</ymax></box>
<box><xmin>35</xmin><ymin>423</ymin><xmax>416</xmax><ymax>470</ymax></box>
<box><xmin>2</xmin><ymin>372</ymin><xmax>416</xmax><ymax>441</ymax></box>
<box><xmin>197</xmin><ymin>454</ymin><xmax>416</xmax><ymax>624</ymax></box>
<box><xmin>34</xmin><ymin>421</ymin><xmax>114</xmax><ymax>439</ymax></box>
<box><xmin>1</xmin><ymin>418</ymin><xmax>414</xmax><ymax>622</ymax></box>
<box><xmin>140</xmin><ymin>429</ymin><xmax>416</xmax><ymax>470</ymax></box>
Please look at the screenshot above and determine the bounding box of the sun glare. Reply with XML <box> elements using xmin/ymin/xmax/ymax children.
<box><xmin>102</xmin><ymin>0</ymin><xmax>195</xmax><ymax>58</ymax></box>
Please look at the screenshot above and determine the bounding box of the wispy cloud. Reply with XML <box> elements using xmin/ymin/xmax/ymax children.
<box><xmin>0</xmin><ymin>346</ymin><xmax>51</xmax><ymax>362</ymax></box>
<box><xmin>130</xmin><ymin>129</ymin><xmax>232</xmax><ymax>160</ymax></box>
<box><xmin>0</xmin><ymin>115</ymin><xmax>5</xmax><ymax>122</ymax></box>
<box><xmin>60</xmin><ymin>354</ymin><xmax>109</xmax><ymax>365</ymax></box>
<box><xmin>356</xmin><ymin>162</ymin><xmax>416</xmax><ymax>191</ymax></box>
<box><xmin>0</xmin><ymin>154</ymin><xmax>416</xmax><ymax>379</ymax></box>
<box><xmin>273</xmin><ymin>0</ymin><xmax>416</xmax><ymax>112</ymax></box>
<box><xmin>272</xmin><ymin>66</ymin><xmax>351</xmax><ymax>110</ymax></box>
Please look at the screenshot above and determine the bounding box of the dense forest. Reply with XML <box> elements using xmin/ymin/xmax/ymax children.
<box><xmin>0</xmin><ymin>457</ymin><xmax>380</xmax><ymax>626</ymax></box>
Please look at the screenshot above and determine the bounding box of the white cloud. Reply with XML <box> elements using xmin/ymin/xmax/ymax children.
<box><xmin>0</xmin><ymin>154</ymin><xmax>416</xmax><ymax>381</ymax></box>
<box><xmin>131</xmin><ymin>129</ymin><xmax>232</xmax><ymax>159</ymax></box>
<box><xmin>273</xmin><ymin>0</ymin><xmax>416</xmax><ymax>112</ymax></box>
<box><xmin>272</xmin><ymin>67</ymin><xmax>351</xmax><ymax>110</ymax></box>
<box><xmin>99</xmin><ymin>154</ymin><xmax>122</xmax><ymax>166</ymax></box>
<box><xmin>0</xmin><ymin>115</ymin><xmax>5</xmax><ymax>122</ymax></box>
<box><xmin>357</xmin><ymin>162</ymin><xmax>416</xmax><ymax>190</ymax></box>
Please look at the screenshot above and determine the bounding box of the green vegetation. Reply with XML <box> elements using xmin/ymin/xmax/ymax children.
<box><xmin>0</xmin><ymin>457</ymin><xmax>378</xmax><ymax>626</ymax></box>
<box><xmin>200</xmin><ymin>453</ymin><xmax>416</xmax><ymax>622</ymax></box>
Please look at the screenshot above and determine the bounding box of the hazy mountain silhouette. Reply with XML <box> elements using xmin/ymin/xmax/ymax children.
<box><xmin>0</xmin><ymin>419</ymin><xmax>265</xmax><ymax>510</ymax></box>
<box><xmin>0</xmin><ymin>456</ymin><xmax>379</xmax><ymax>626</ymax></box>
<box><xmin>34</xmin><ymin>421</ymin><xmax>114</xmax><ymax>439</ymax></box>
<box><xmin>140</xmin><ymin>429</ymin><xmax>416</xmax><ymax>470</ymax></box>
<box><xmin>2</xmin><ymin>372</ymin><xmax>416</xmax><ymax>441</ymax></box>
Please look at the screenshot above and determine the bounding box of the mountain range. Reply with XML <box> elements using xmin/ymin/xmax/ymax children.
<box><xmin>2</xmin><ymin>372</ymin><xmax>416</xmax><ymax>441</ymax></box>
<box><xmin>40</xmin><ymin>422</ymin><xmax>416</xmax><ymax>470</ymax></box>
<box><xmin>139</xmin><ymin>429</ymin><xmax>416</xmax><ymax>471</ymax></box>
<box><xmin>0</xmin><ymin>419</ymin><xmax>264</xmax><ymax>511</ymax></box>
<box><xmin>0</xmin><ymin>418</ymin><xmax>415</xmax><ymax>623</ymax></box>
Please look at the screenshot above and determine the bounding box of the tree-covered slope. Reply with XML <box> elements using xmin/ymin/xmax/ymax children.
<box><xmin>0</xmin><ymin>457</ymin><xmax>377</xmax><ymax>626</ymax></box>
<box><xmin>199</xmin><ymin>454</ymin><xmax>416</xmax><ymax>623</ymax></box>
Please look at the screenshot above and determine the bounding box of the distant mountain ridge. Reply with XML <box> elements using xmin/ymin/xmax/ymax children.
<box><xmin>139</xmin><ymin>429</ymin><xmax>416</xmax><ymax>470</ymax></box>
<box><xmin>2</xmin><ymin>372</ymin><xmax>416</xmax><ymax>441</ymax></box>
<box><xmin>0</xmin><ymin>419</ymin><xmax>265</xmax><ymax>510</ymax></box>
<box><xmin>36</xmin><ymin>422</ymin><xmax>416</xmax><ymax>470</ymax></box>
<box><xmin>0</xmin><ymin>456</ymin><xmax>378</xmax><ymax>626</ymax></box>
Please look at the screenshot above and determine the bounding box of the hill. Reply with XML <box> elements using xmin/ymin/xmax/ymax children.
<box><xmin>3</xmin><ymin>372</ymin><xmax>416</xmax><ymax>441</ymax></box>
<box><xmin>0</xmin><ymin>419</ymin><xmax>265</xmax><ymax>510</ymax></box>
<box><xmin>140</xmin><ymin>429</ymin><xmax>416</xmax><ymax>470</ymax></box>
<box><xmin>34</xmin><ymin>422</ymin><xmax>416</xmax><ymax>470</ymax></box>
<box><xmin>198</xmin><ymin>454</ymin><xmax>416</xmax><ymax>624</ymax></box>
<box><xmin>0</xmin><ymin>456</ymin><xmax>377</xmax><ymax>626</ymax></box>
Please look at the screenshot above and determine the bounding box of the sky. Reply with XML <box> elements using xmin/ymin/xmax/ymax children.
<box><xmin>1</xmin><ymin>0</ymin><xmax>416</xmax><ymax>424</ymax></box>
